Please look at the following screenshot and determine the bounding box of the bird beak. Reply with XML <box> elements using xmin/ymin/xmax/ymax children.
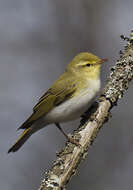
<box><xmin>98</xmin><ymin>58</ymin><xmax>108</xmax><ymax>64</ymax></box>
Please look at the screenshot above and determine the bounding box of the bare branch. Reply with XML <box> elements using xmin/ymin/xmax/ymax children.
<box><xmin>38</xmin><ymin>30</ymin><xmax>133</xmax><ymax>190</ymax></box>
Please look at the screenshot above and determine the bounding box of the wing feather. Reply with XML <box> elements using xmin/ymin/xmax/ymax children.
<box><xmin>18</xmin><ymin>73</ymin><xmax>78</xmax><ymax>130</ymax></box>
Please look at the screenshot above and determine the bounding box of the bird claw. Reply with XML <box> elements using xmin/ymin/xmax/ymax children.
<box><xmin>67</xmin><ymin>136</ymin><xmax>81</xmax><ymax>147</ymax></box>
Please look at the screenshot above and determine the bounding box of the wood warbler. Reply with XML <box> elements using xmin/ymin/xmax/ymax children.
<box><xmin>8</xmin><ymin>52</ymin><xmax>107</xmax><ymax>153</ymax></box>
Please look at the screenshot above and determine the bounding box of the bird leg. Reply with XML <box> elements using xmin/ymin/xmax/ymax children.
<box><xmin>55</xmin><ymin>123</ymin><xmax>79</xmax><ymax>146</ymax></box>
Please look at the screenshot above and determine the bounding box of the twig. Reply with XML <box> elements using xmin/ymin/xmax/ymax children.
<box><xmin>38</xmin><ymin>30</ymin><xmax>133</xmax><ymax>190</ymax></box>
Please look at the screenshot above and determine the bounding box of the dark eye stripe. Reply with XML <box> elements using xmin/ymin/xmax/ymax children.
<box><xmin>86</xmin><ymin>64</ymin><xmax>91</xmax><ymax>67</ymax></box>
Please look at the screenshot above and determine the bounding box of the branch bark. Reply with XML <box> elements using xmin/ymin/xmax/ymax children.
<box><xmin>38</xmin><ymin>31</ymin><xmax>133</xmax><ymax>190</ymax></box>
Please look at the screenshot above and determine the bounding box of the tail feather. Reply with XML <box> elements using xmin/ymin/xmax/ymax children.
<box><xmin>17</xmin><ymin>114</ymin><xmax>34</xmax><ymax>130</ymax></box>
<box><xmin>8</xmin><ymin>128</ymin><xmax>33</xmax><ymax>153</ymax></box>
<box><xmin>17</xmin><ymin>111</ymin><xmax>40</xmax><ymax>130</ymax></box>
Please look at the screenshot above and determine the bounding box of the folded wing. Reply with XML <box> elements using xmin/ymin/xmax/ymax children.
<box><xmin>18</xmin><ymin>72</ymin><xmax>78</xmax><ymax>130</ymax></box>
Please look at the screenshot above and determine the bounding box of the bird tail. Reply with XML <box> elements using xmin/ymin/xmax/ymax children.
<box><xmin>8</xmin><ymin>128</ymin><xmax>33</xmax><ymax>153</ymax></box>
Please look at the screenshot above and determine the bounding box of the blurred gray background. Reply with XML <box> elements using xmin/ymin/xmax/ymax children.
<box><xmin>1</xmin><ymin>0</ymin><xmax>133</xmax><ymax>189</ymax></box>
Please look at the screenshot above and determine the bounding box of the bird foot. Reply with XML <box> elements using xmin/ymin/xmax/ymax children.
<box><xmin>67</xmin><ymin>135</ymin><xmax>80</xmax><ymax>147</ymax></box>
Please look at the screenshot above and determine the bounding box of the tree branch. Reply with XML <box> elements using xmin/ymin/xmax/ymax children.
<box><xmin>38</xmin><ymin>30</ymin><xmax>133</xmax><ymax>190</ymax></box>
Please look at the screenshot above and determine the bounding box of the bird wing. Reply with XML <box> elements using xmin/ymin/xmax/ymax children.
<box><xmin>19</xmin><ymin>72</ymin><xmax>78</xmax><ymax>129</ymax></box>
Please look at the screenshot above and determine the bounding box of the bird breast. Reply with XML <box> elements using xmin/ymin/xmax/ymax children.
<box><xmin>44</xmin><ymin>79</ymin><xmax>100</xmax><ymax>124</ymax></box>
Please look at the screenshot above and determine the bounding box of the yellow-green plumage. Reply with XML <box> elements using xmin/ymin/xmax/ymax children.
<box><xmin>19</xmin><ymin>73</ymin><xmax>78</xmax><ymax>129</ymax></box>
<box><xmin>8</xmin><ymin>52</ymin><xmax>107</xmax><ymax>153</ymax></box>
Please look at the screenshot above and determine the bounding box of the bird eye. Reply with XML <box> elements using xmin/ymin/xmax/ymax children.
<box><xmin>86</xmin><ymin>63</ymin><xmax>91</xmax><ymax>67</ymax></box>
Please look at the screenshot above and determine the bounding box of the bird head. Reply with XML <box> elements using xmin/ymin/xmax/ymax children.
<box><xmin>67</xmin><ymin>52</ymin><xmax>107</xmax><ymax>79</ymax></box>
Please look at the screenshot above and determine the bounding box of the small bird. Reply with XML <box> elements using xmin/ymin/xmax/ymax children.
<box><xmin>8</xmin><ymin>52</ymin><xmax>107</xmax><ymax>153</ymax></box>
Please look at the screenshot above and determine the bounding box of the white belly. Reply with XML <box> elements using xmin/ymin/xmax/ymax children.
<box><xmin>43</xmin><ymin>79</ymin><xmax>100</xmax><ymax>124</ymax></box>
